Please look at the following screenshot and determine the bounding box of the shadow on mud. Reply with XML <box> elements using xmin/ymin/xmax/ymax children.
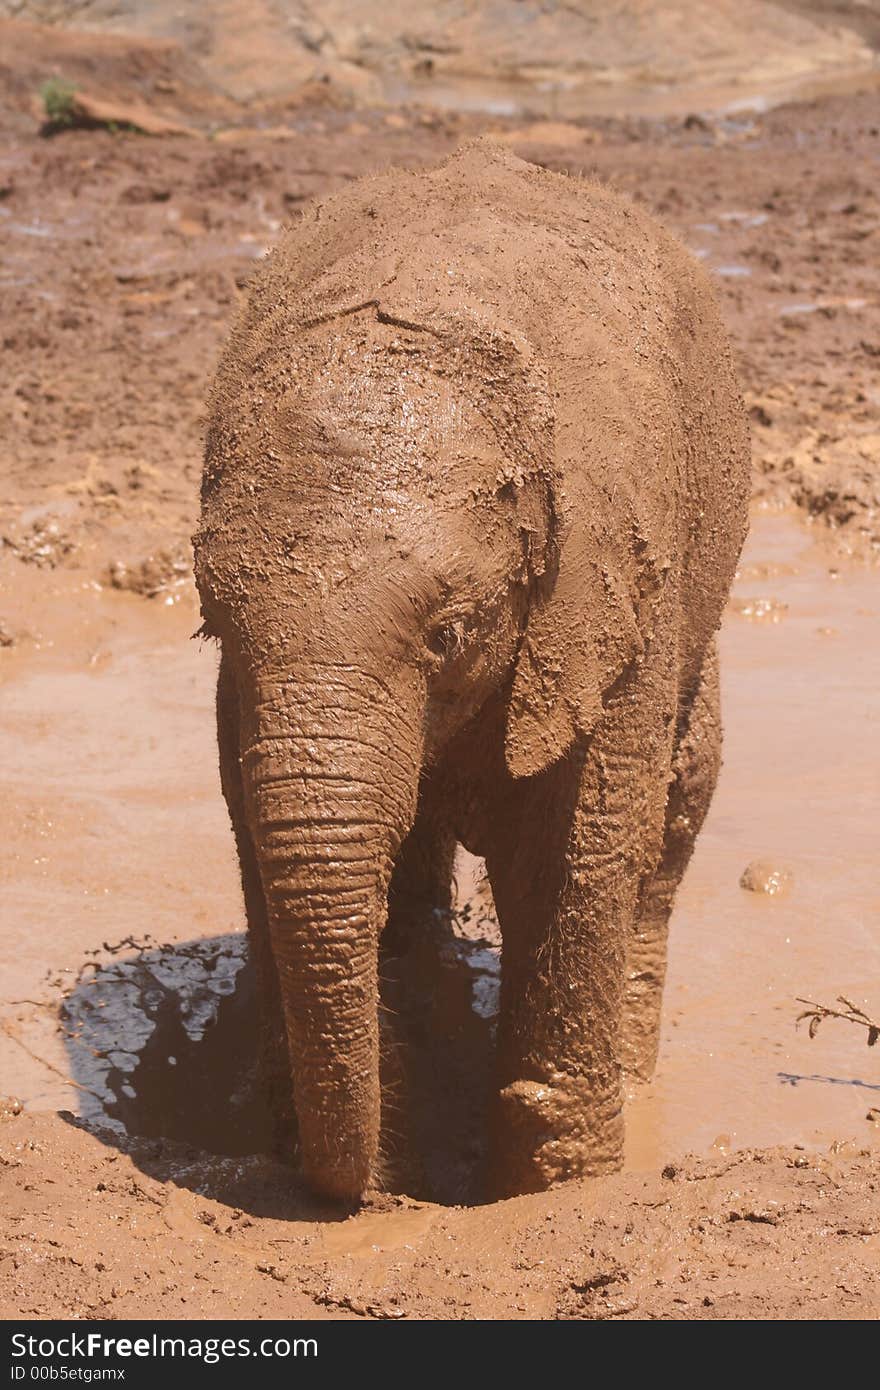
<box><xmin>59</xmin><ymin>916</ymin><xmax>500</xmax><ymax>1213</ymax></box>
<box><xmin>778</xmin><ymin>1071</ymin><xmax>880</xmax><ymax>1093</ymax></box>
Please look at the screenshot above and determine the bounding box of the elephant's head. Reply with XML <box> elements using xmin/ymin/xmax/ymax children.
<box><xmin>194</xmin><ymin>312</ymin><xmax>640</xmax><ymax>1199</ymax></box>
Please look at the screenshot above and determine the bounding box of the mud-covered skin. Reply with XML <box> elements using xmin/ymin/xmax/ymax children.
<box><xmin>195</xmin><ymin>142</ymin><xmax>750</xmax><ymax>1201</ymax></box>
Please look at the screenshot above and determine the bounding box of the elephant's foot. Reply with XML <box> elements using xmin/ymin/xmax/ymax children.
<box><xmin>491</xmin><ymin>1074</ymin><xmax>624</xmax><ymax>1198</ymax></box>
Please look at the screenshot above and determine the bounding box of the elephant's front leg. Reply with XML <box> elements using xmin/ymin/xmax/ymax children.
<box><xmin>487</xmin><ymin>686</ymin><xmax>674</xmax><ymax>1197</ymax></box>
<box><xmin>378</xmin><ymin>789</ymin><xmax>457</xmax><ymax>1193</ymax></box>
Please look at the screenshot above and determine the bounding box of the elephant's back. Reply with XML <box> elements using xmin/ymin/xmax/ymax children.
<box><xmin>228</xmin><ymin>141</ymin><xmax>742</xmax><ymax>495</ymax></box>
<box><xmin>239</xmin><ymin>140</ymin><xmax>698</xmax><ymax>363</ymax></box>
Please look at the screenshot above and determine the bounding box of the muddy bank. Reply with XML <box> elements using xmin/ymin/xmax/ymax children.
<box><xmin>3</xmin><ymin>2</ymin><xmax>876</xmax><ymax>109</ymax></box>
<box><xmin>1</xmin><ymin>1109</ymin><xmax>878</xmax><ymax>1319</ymax></box>
<box><xmin>1</xmin><ymin>81</ymin><xmax>878</xmax><ymax>590</ymax></box>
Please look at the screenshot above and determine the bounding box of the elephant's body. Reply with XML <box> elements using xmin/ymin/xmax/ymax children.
<box><xmin>195</xmin><ymin>143</ymin><xmax>750</xmax><ymax>1200</ymax></box>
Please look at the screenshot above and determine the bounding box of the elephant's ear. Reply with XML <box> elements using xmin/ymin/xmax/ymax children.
<box><xmin>504</xmin><ymin>518</ymin><xmax>649</xmax><ymax>780</ymax></box>
<box><xmin>504</xmin><ymin>548</ymin><xmax>603</xmax><ymax>778</ymax></box>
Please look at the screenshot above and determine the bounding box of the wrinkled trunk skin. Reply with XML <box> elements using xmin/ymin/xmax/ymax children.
<box><xmin>240</xmin><ymin>665</ymin><xmax>421</xmax><ymax>1201</ymax></box>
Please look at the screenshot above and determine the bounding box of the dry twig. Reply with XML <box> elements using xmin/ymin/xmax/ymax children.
<box><xmin>796</xmin><ymin>996</ymin><xmax>879</xmax><ymax>1047</ymax></box>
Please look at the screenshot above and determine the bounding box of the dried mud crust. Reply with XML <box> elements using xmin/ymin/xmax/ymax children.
<box><xmin>0</xmin><ymin>1111</ymin><xmax>877</xmax><ymax>1319</ymax></box>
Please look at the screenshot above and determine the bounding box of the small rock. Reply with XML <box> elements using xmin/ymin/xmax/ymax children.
<box><xmin>50</xmin><ymin>92</ymin><xmax>197</xmax><ymax>138</ymax></box>
<box><xmin>120</xmin><ymin>184</ymin><xmax>171</xmax><ymax>204</ymax></box>
<box><xmin>739</xmin><ymin>861</ymin><xmax>792</xmax><ymax>896</ymax></box>
<box><xmin>728</xmin><ymin>1207</ymin><xmax>780</xmax><ymax>1225</ymax></box>
<box><xmin>0</xmin><ymin>1096</ymin><xmax>23</xmax><ymax>1119</ymax></box>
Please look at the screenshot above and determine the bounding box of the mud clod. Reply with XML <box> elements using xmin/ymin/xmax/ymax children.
<box><xmin>739</xmin><ymin>861</ymin><xmax>793</xmax><ymax>895</ymax></box>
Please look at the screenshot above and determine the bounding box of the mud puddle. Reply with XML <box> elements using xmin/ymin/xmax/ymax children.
<box><xmin>1</xmin><ymin>512</ymin><xmax>878</xmax><ymax>1200</ymax></box>
<box><xmin>626</xmin><ymin>510</ymin><xmax>880</xmax><ymax>1167</ymax></box>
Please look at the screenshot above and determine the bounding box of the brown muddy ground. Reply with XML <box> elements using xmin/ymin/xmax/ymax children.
<box><xmin>1</xmin><ymin>11</ymin><xmax>879</xmax><ymax>1319</ymax></box>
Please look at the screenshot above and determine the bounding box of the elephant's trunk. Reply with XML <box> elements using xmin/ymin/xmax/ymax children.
<box><xmin>241</xmin><ymin>664</ymin><xmax>421</xmax><ymax>1201</ymax></box>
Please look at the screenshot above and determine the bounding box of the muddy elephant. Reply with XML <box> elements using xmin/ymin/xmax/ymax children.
<box><xmin>194</xmin><ymin>142</ymin><xmax>750</xmax><ymax>1201</ymax></box>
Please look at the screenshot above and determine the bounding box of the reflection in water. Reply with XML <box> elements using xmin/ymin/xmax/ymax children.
<box><xmin>61</xmin><ymin>935</ymin><xmax>272</xmax><ymax>1154</ymax></box>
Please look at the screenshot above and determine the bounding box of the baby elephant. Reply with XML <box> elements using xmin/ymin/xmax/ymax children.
<box><xmin>194</xmin><ymin>142</ymin><xmax>749</xmax><ymax>1201</ymax></box>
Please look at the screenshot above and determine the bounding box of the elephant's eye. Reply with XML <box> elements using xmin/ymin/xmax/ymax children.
<box><xmin>426</xmin><ymin>618</ymin><xmax>466</xmax><ymax>659</ymax></box>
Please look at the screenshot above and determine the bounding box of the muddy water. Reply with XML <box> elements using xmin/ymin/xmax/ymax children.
<box><xmin>1</xmin><ymin>512</ymin><xmax>877</xmax><ymax>1192</ymax></box>
<box><xmin>626</xmin><ymin>511</ymin><xmax>880</xmax><ymax>1167</ymax></box>
<box><xmin>0</xmin><ymin>568</ymin><xmax>241</xmax><ymax>1120</ymax></box>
